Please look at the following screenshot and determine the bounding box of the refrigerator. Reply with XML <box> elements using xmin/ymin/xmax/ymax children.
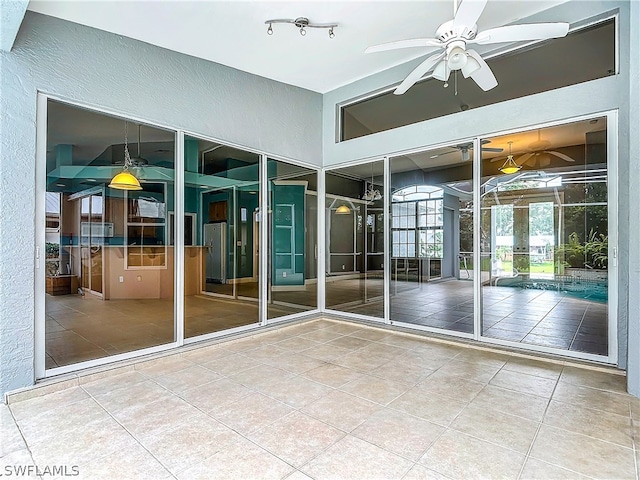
<box><xmin>204</xmin><ymin>222</ymin><xmax>226</xmax><ymax>284</ymax></box>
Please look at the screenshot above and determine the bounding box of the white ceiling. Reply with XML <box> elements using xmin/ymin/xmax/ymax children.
<box><xmin>27</xmin><ymin>0</ymin><xmax>570</xmax><ymax>93</ymax></box>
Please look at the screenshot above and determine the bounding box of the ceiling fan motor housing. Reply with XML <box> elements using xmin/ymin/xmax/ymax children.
<box><xmin>435</xmin><ymin>20</ymin><xmax>477</xmax><ymax>43</ymax></box>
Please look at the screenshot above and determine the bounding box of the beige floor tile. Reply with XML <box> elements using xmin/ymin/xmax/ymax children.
<box><xmin>201</xmin><ymin>352</ymin><xmax>263</xmax><ymax>375</ymax></box>
<box><xmin>247</xmin><ymin>344</ymin><xmax>290</xmax><ymax>361</ymax></box>
<box><xmin>453</xmin><ymin>349</ymin><xmax>509</xmax><ymax>368</ymax></box>
<box><xmin>249</xmin><ymin>411</ymin><xmax>345</xmax><ymax>468</ymax></box>
<box><xmin>301</xmin><ymin>390</ymin><xmax>380</xmax><ymax>432</ymax></box>
<box><xmin>112</xmin><ymin>396</ymin><xmax>199</xmax><ymax>439</ymax></box>
<box><xmin>630</xmin><ymin>397</ymin><xmax>640</xmax><ymax>420</ymax></box>
<box><xmin>389</xmin><ymin>385</ymin><xmax>467</xmax><ymax>427</ymax></box>
<box><xmin>136</xmin><ymin>356</ymin><xmax>195</xmax><ymax>377</ymax></box>
<box><xmin>325</xmin><ymin>335</ymin><xmax>371</xmax><ymax>351</ymax></box>
<box><xmin>301</xmin><ymin>343</ymin><xmax>352</xmax><ymax>362</ymax></box>
<box><xmin>299</xmin><ymin>329</ymin><xmax>344</xmax><ymax>343</ymax></box>
<box><xmin>401</xmin><ymin>464</ymin><xmax>452</xmax><ymax>480</ymax></box>
<box><xmin>397</xmin><ymin>349</ymin><xmax>456</xmax><ymax>370</ymax></box>
<box><xmin>530</xmin><ymin>425</ymin><xmax>635</xmax><ymax>479</ymax></box>
<box><xmin>520</xmin><ymin>458</ymin><xmax>591</xmax><ymax>480</ymax></box>
<box><xmin>139</xmin><ymin>413</ymin><xmax>240</xmax><ymax>475</ymax></box>
<box><xmin>179</xmin><ymin>377</ymin><xmax>253</xmax><ymax>411</ymax></box>
<box><xmin>502</xmin><ymin>357</ymin><xmax>563</xmax><ymax>380</ymax></box>
<box><xmin>339</xmin><ymin>374</ymin><xmax>412</xmax><ymax>405</ymax></box>
<box><xmin>352</xmin><ymin>408</ymin><xmax>444</xmax><ymax>461</ymax></box>
<box><xmin>152</xmin><ymin>365</ymin><xmax>223</xmax><ymax>393</ymax></box>
<box><xmin>431</xmin><ymin>358</ymin><xmax>502</xmax><ymax>384</ymax></box>
<box><xmin>375</xmin><ymin>334</ymin><xmax>432</xmax><ymax>350</ymax></box>
<box><xmin>29</xmin><ymin>416</ymin><xmax>136</xmax><ymax>467</ymax></box>
<box><xmin>263</xmin><ymin>352</ymin><xmax>327</xmax><ymax>374</ymax></box>
<box><xmin>552</xmin><ymin>382</ymin><xmax>631</xmax><ymax>416</ymax></box>
<box><xmin>303</xmin><ymin>363</ymin><xmax>364</xmax><ymax>388</ymax></box>
<box><xmin>0</xmin><ymin>449</ymin><xmax>39</xmax><ymax>479</ymax></box>
<box><xmin>228</xmin><ymin>364</ymin><xmax>294</xmax><ymax>390</ymax></box>
<box><xmin>259</xmin><ymin>375</ymin><xmax>333</xmax><ymax>408</ymax></box>
<box><xmin>450</xmin><ymin>405</ymin><xmax>539</xmax><ymax>453</ymax></box>
<box><xmin>322</xmin><ymin>323</ymin><xmax>366</xmax><ymax>335</ymax></box>
<box><xmin>181</xmin><ymin>345</ymin><xmax>234</xmax><ymax>364</ymax></box>
<box><xmin>419</xmin><ymin>429</ymin><xmax>525</xmax><ymax>479</ymax></box>
<box><xmin>177</xmin><ymin>434</ymin><xmax>294</xmax><ymax>480</ymax></box>
<box><xmin>81</xmin><ymin>370</ymin><xmax>148</xmax><ymax>397</ymax></box>
<box><xmin>9</xmin><ymin>386</ymin><xmax>89</xmax><ymax>421</ymax></box>
<box><xmin>284</xmin><ymin>471</ymin><xmax>314</xmax><ymax>480</ymax></box>
<box><xmin>77</xmin><ymin>441</ymin><xmax>172</xmax><ymax>480</ymax></box>
<box><xmin>301</xmin><ymin>435</ymin><xmax>413</xmax><ymax>480</ymax></box>
<box><xmin>559</xmin><ymin>366</ymin><xmax>627</xmax><ymax>393</ymax></box>
<box><xmin>489</xmin><ymin>369</ymin><xmax>558</xmax><ymax>398</ymax></box>
<box><xmin>469</xmin><ymin>385</ymin><xmax>549</xmax><ymax>422</ymax></box>
<box><xmin>349</xmin><ymin>328</ymin><xmax>393</xmax><ymax>342</ymax></box>
<box><xmin>16</xmin><ymin>398</ymin><xmax>111</xmax><ymax>447</ymax></box>
<box><xmin>543</xmin><ymin>400</ymin><xmax>633</xmax><ymax>448</ymax></box>
<box><xmin>419</xmin><ymin>374</ymin><xmax>485</xmax><ymax>402</ymax></box>
<box><xmin>273</xmin><ymin>336</ymin><xmax>322</xmax><ymax>353</ymax></box>
<box><xmin>91</xmin><ymin>379</ymin><xmax>172</xmax><ymax>413</ymax></box>
<box><xmin>332</xmin><ymin>349</ymin><xmax>391</xmax><ymax>372</ymax></box>
<box><xmin>0</xmin><ymin>405</ymin><xmax>28</xmax><ymax>457</ymax></box>
<box><xmin>209</xmin><ymin>392</ymin><xmax>294</xmax><ymax>435</ymax></box>
<box><xmin>357</xmin><ymin>342</ymin><xmax>409</xmax><ymax>362</ymax></box>
<box><xmin>370</xmin><ymin>358</ymin><xmax>436</xmax><ymax>385</ymax></box>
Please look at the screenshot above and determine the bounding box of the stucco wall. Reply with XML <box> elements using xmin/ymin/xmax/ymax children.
<box><xmin>322</xmin><ymin>1</ymin><xmax>632</xmax><ymax>373</ymax></box>
<box><xmin>0</xmin><ymin>12</ymin><xmax>322</xmax><ymax>395</ymax></box>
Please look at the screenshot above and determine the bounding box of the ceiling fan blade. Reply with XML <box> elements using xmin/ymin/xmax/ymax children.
<box><xmin>526</xmin><ymin>158</ymin><xmax>538</xmax><ymax>167</ymax></box>
<box><xmin>394</xmin><ymin>52</ymin><xmax>445</xmax><ymax>95</ymax></box>
<box><xmin>517</xmin><ymin>152</ymin><xmax>535</xmax><ymax>165</ymax></box>
<box><xmin>365</xmin><ymin>38</ymin><xmax>442</xmax><ymax>54</ymax></box>
<box><xmin>546</xmin><ymin>150</ymin><xmax>576</xmax><ymax>162</ymax></box>
<box><xmin>466</xmin><ymin>50</ymin><xmax>497</xmax><ymax>91</ymax></box>
<box><xmin>453</xmin><ymin>0</ymin><xmax>488</xmax><ymax>29</ymax></box>
<box><xmin>539</xmin><ymin>155</ymin><xmax>552</xmax><ymax>167</ymax></box>
<box><xmin>473</xmin><ymin>22</ymin><xmax>569</xmax><ymax>45</ymax></box>
<box><xmin>482</xmin><ymin>147</ymin><xmax>504</xmax><ymax>153</ymax></box>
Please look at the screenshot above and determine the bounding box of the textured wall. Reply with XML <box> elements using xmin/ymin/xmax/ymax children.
<box><xmin>0</xmin><ymin>12</ymin><xmax>322</xmax><ymax>395</ymax></box>
<box><xmin>323</xmin><ymin>1</ymin><xmax>633</xmax><ymax>376</ymax></box>
<box><xmin>626</xmin><ymin>0</ymin><xmax>640</xmax><ymax>396</ymax></box>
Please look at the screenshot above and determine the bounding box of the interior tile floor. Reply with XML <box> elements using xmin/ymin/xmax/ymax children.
<box><xmin>45</xmin><ymin>276</ymin><xmax>608</xmax><ymax>369</ymax></box>
<box><xmin>3</xmin><ymin>319</ymin><xmax>637</xmax><ymax>480</ymax></box>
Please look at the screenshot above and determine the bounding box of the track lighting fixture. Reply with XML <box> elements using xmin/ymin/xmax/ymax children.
<box><xmin>265</xmin><ymin>17</ymin><xmax>338</xmax><ymax>38</ymax></box>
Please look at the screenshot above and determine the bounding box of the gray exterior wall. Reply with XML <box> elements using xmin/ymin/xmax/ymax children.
<box><xmin>323</xmin><ymin>1</ymin><xmax>634</xmax><ymax>378</ymax></box>
<box><xmin>0</xmin><ymin>12</ymin><xmax>322</xmax><ymax>395</ymax></box>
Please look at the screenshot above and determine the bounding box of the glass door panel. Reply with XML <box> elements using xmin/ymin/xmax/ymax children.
<box><xmin>266</xmin><ymin>159</ymin><xmax>318</xmax><ymax>320</ymax></box>
<box><xmin>183</xmin><ymin>136</ymin><xmax>260</xmax><ymax>338</ymax></box>
<box><xmin>43</xmin><ymin>99</ymin><xmax>176</xmax><ymax>370</ymax></box>
<box><xmin>389</xmin><ymin>146</ymin><xmax>474</xmax><ymax>334</ymax></box>
<box><xmin>325</xmin><ymin>161</ymin><xmax>384</xmax><ymax>318</ymax></box>
<box><xmin>481</xmin><ymin>117</ymin><xmax>610</xmax><ymax>357</ymax></box>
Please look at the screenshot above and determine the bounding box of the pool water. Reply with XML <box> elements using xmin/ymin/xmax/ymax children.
<box><xmin>521</xmin><ymin>279</ymin><xmax>608</xmax><ymax>303</ymax></box>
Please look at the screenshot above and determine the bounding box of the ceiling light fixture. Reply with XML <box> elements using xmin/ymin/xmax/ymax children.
<box><xmin>362</xmin><ymin>164</ymin><xmax>382</xmax><ymax>202</ymax></box>
<box><xmin>109</xmin><ymin>121</ymin><xmax>142</xmax><ymax>191</ymax></box>
<box><xmin>498</xmin><ymin>141</ymin><xmax>522</xmax><ymax>175</ymax></box>
<box><xmin>336</xmin><ymin>205</ymin><xmax>351</xmax><ymax>214</ymax></box>
<box><xmin>264</xmin><ymin>17</ymin><xmax>338</xmax><ymax>39</ymax></box>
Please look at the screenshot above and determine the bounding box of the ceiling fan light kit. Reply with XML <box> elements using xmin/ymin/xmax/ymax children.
<box><xmin>265</xmin><ymin>17</ymin><xmax>338</xmax><ymax>38</ymax></box>
<box><xmin>365</xmin><ymin>0</ymin><xmax>569</xmax><ymax>95</ymax></box>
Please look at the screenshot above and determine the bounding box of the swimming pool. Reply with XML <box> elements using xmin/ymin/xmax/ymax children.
<box><xmin>496</xmin><ymin>275</ymin><xmax>608</xmax><ymax>302</ymax></box>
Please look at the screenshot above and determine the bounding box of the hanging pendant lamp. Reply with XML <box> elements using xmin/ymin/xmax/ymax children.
<box><xmin>109</xmin><ymin>121</ymin><xmax>142</xmax><ymax>190</ymax></box>
<box><xmin>498</xmin><ymin>141</ymin><xmax>522</xmax><ymax>175</ymax></box>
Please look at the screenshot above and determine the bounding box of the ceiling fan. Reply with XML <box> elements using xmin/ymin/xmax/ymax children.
<box><xmin>490</xmin><ymin>131</ymin><xmax>576</xmax><ymax>168</ymax></box>
<box><xmin>365</xmin><ymin>0</ymin><xmax>569</xmax><ymax>95</ymax></box>
<box><xmin>431</xmin><ymin>139</ymin><xmax>503</xmax><ymax>161</ymax></box>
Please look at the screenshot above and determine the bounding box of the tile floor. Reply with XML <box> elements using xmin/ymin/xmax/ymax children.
<box><xmin>3</xmin><ymin>318</ymin><xmax>637</xmax><ymax>480</ymax></box>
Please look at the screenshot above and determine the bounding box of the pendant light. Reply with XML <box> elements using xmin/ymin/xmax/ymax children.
<box><xmin>362</xmin><ymin>163</ymin><xmax>382</xmax><ymax>202</ymax></box>
<box><xmin>498</xmin><ymin>141</ymin><xmax>522</xmax><ymax>175</ymax></box>
<box><xmin>109</xmin><ymin>121</ymin><xmax>142</xmax><ymax>190</ymax></box>
<box><xmin>336</xmin><ymin>205</ymin><xmax>351</xmax><ymax>214</ymax></box>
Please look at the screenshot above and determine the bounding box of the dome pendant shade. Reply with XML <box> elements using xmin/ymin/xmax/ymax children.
<box><xmin>498</xmin><ymin>156</ymin><xmax>522</xmax><ymax>175</ymax></box>
<box><xmin>109</xmin><ymin>170</ymin><xmax>142</xmax><ymax>190</ymax></box>
<box><xmin>336</xmin><ymin>205</ymin><xmax>351</xmax><ymax>214</ymax></box>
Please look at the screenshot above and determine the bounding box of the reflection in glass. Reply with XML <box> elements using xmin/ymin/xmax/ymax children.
<box><xmin>183</xmin><ymin>136</ymin><xmax>260</xmax><ymax>338</ymax></box>
<box><xmin>44</xmin><ymin>99</ymin><xmax>175</xmax><ymax>369</ymax></box>
<box><xmin>481</xmin><ymin>117</ymin><xmax>609</xmax><ymax>356</ymax></box>
<box><xmin>389</xmin><ymin>146</ymin><xmax>474</xmax><ymax>333</ymax></box>
<box><xmin>325</xmin><ymin>161</ymin><xmax>384</xmax><ymax>318</ymax></box>
<box><xmin>267</xmin><ymin>159</ymin><xmax>318</xmax><ymax>319</ymax></box>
